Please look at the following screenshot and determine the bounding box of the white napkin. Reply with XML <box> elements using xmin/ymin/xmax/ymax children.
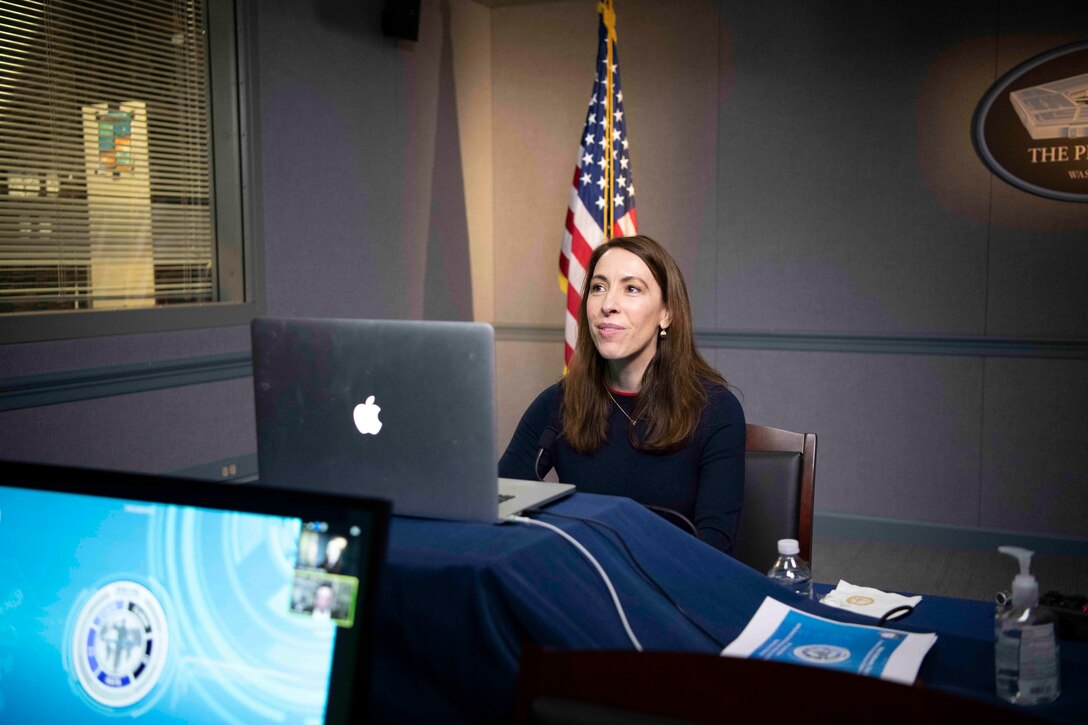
<box><xmin>819</xmin><ymin>580</ymin><xmax>922</xmax><ymax>620</ymax></box>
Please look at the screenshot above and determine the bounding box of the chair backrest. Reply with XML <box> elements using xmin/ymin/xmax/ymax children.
<box><xmin>513</xmin><ymin>647</ymin><xmax>1036</xmax><ymax>724</ymax></box>
<box><xmin>731</xmin><ymin>424</ymin><xmax>816</xmax><ymax>571</ymax></box>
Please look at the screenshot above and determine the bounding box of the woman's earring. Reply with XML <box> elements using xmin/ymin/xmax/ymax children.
<box><xmin>659</xmin><ymin>328</ymin><xmax>667</xmax><ymax>338</ymax></box>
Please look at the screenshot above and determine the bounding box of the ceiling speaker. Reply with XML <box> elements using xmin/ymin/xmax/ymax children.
<box><xmin>381</xmin><ymin>0</ymin><xmax>420</xmax><ymax>42</ymax></box>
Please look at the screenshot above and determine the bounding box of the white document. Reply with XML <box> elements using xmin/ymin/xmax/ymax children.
<box><xmin>721</xmin><ymin>597</ymin><xmax>937</xmax><ymax>685</ymax></box>
<box><xmin>820</xmin><ymin>580</ymin><xmax>923</xmax><ymax>620</ymax></box>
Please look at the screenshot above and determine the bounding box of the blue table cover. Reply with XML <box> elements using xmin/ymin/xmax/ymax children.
<box><xmin>369</xmin><ymin>493</ymin><xmax>1085</xmax><ymax>723</ymax></box>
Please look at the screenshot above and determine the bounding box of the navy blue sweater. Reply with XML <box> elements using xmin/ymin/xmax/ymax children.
<box><xmin>498</xmin><ymin>382</ymin><xmax>746</xmax><ymax>555</ymax></box>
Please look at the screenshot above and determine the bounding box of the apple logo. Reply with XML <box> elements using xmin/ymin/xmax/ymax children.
<box><xmin>352</xmin><ymin>395</ymin><xmax>383</xmax><ymax>435</ymax></box>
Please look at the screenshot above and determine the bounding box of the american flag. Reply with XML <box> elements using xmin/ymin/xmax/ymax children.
<box><xmin>559</xmin><ymin>1</ymin><xmax>636</xmax><ymax>366</ymax></box>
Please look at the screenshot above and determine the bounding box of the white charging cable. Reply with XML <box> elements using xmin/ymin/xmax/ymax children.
<box><xmin>510</xmin><ymin>515</ymin><xmax>643</xmax><ymax>652</ymax></box>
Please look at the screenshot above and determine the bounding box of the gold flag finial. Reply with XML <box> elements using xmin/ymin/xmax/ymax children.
<box><xmin>597</xmin><ymin>0</ymin><xmax>617</xmax><ymax>41</ymax></box>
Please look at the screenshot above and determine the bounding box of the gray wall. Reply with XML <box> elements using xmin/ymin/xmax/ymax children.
<box><xmin>491</xmin><ymin>0</ymin><xmax>1088</xmax><ymax>541</ymax></box>
<box><xmin>1</xmin><ymin>0</ymin><xmax>1085</xmax><ymax>539</ymax></box>
<box><xmin>0</xmin><ymin>0</ymin><xmax>486</xmax><ymax>476</ymax></box>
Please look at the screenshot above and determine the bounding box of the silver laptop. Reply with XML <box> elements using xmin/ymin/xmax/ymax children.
<box><xmin>251</xmin><ymin>317</ymin><xmax>574</xmax><ymax>521</ymax></box>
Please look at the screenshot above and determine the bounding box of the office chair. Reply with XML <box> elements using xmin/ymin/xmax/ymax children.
<box><xmin>513</xmin><ymin>647</ymin><xmax>1037</xmax><ymax>725</ymax></box>
<box><xmin>642</xmin><ymin>424</ymin><xmax>816</xmax><ymax>571</ymax></box>
<box><xmin>731</xmin><ymin>424</ymin><xmax>816</xmax><ymax>571</ymax></box>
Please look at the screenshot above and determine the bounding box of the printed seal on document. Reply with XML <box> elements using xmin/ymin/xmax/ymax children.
<box><xmin>792</xmin><ymin>644</ymin><xmax>852</xmax><ymax>665</ymax></box>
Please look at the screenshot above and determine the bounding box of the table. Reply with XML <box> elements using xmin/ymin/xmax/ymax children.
<box><xmin>368</xmin><ymin>493</ymin><xmax>1086</xmax><ymax>723</ymax></box>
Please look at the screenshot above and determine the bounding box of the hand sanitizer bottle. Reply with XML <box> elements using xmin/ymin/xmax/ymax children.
<box><xmin>994</xmin><ymin>546</ymin><xmax>1060</xmax><ymax>705</ymax></box>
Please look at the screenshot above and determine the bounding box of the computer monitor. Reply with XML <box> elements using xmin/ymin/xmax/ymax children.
<box><xmin>0</xmin><ymin>461</ymin><xmax>390</xmax><ymax>723</ymax></box>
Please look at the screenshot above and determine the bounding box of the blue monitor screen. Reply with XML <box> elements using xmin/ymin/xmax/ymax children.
<box><xmin>0</xmin><ymin>467</ymin><xmax>387</xmax><ymax>724</ymax></box>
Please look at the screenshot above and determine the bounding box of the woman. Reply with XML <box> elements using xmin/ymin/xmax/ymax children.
<box><xmin>499</xmin><ymin>235</ymin><xmax>745</xmax><ymax>555</ymax></box>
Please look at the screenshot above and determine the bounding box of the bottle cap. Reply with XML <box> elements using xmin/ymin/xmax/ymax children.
<box><xmin>998</xmin><ymin>545</ymin><xmax>1039</xmax><ymax>608</ymax></box>
<box><xmin>777</xmin><ymin>538</ymin><xmax>799</xmax><ymax>556</ymax></box>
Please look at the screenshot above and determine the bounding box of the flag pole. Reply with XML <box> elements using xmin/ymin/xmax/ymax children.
<box><xmin>560</xmin><ymin>0</ymin><xmax>636</xmax><ymax>368</ymax></box>
<box><xmin>600</xmin><ymin>0</ymin><xmax>616</xmax><ymax>238</ymax></box>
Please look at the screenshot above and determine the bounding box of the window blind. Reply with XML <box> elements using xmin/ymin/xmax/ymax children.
<box><xmin>0</xmin><ymin>0</ymin><xmax>216</xmax><ymax>313</ymax></box>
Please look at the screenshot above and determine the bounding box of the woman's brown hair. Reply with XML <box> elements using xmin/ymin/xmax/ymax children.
<box><xmin>562</xmin><ymin>235</ymin><xmax>726</xmax><ymax>453</ymax></box>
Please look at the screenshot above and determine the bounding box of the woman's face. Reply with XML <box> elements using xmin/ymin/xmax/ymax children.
<box><xmin>586</xmin><ymin>248</ymin><xmax>671</xmax><ymax>388</ymax></box>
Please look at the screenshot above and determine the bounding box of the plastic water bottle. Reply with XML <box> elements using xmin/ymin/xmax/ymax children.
<box><xmin>767</xmin><ymin>538</ymin><xmax>813</xmax><ymax>599</ymax></box>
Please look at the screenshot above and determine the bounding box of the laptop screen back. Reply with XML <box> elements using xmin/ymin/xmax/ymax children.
<box><xmin>0</xmin><ymin>461</ymin><xmax>389</xmax><ymax>724</ymax></box>
<box><xmin>252</xmin><ymin>317</ymin><xmax>499</xmax><ymax>521</ymax></box>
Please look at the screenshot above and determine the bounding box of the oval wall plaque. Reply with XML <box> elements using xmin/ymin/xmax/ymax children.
<box><xmin>972</xmin><ymin>40</ymin><xmax>1088</xmax><ymax>203</ymax></box>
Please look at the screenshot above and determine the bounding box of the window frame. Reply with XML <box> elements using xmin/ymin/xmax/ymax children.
<box><xmin>0</xmin><ymin>0</ymin><xmax>263</xmax><ymax>344</ymax></box>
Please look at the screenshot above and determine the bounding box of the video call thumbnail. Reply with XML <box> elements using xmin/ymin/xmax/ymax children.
<box><xmin>291</xmin><ymin>521</ymin><xmax>362</xmax><ymax>627</ymax></box>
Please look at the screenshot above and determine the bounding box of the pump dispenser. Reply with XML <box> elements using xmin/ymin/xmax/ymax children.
<box><xmin>1000</xmin><ymin>546</ymin><xmax>1040</xmax><ymax>608</ymax></box>
<box><xmin>994</xmin><ymin>546</ymin><xmax>1060</xmax><ymax>705</ymax></box>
